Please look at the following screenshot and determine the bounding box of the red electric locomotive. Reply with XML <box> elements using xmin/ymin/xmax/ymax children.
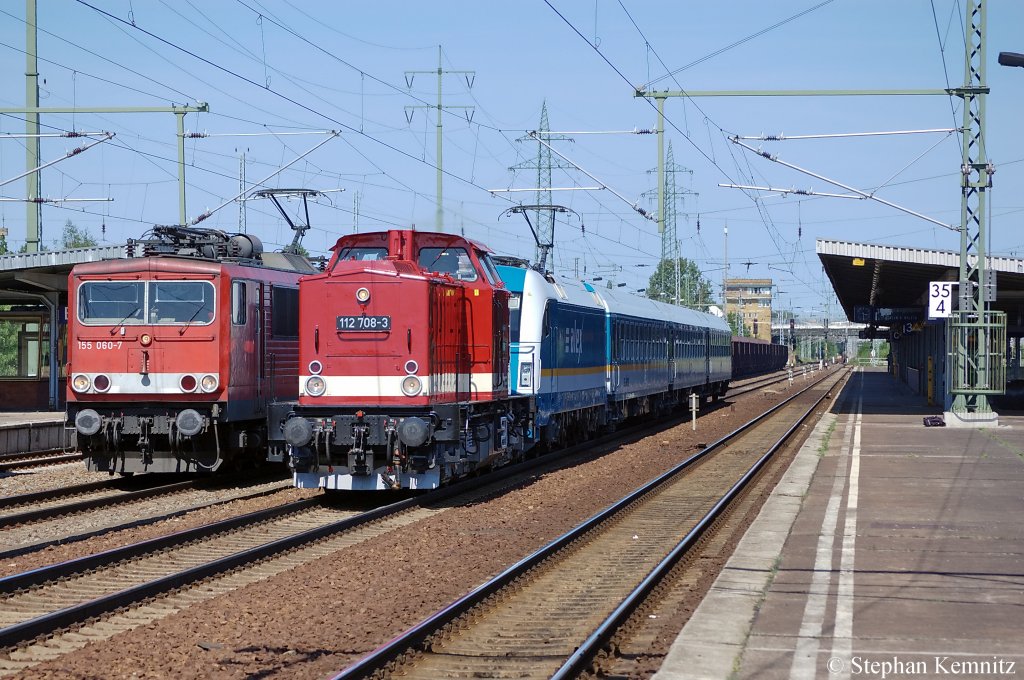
<box><xmin>269</xmin><ymin>229</ymin><xmax>533</xmax><ymax>490</ymax></box>
<box><xmin>68</xmin><ymin>226</ymin><xmax>316</xmax><ymax>474</ymax></box>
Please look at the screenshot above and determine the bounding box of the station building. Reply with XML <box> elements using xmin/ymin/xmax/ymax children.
<box><xmin>724</xmin><ymin>278</ymin><xmax>773</xmax><ymax>341</ymax></box>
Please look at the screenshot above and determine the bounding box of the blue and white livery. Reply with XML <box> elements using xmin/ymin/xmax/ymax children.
<box><xmin>497</xmin><ymin>264</ymin><xmax>732</xmax><ymax>446</ymax></box>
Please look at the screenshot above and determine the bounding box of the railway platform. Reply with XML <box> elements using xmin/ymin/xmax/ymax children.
<box><xmin>0</xmin><ymin>412</ymin><xmax>74</xmax><ymax>457</ymax></box>
<box><xmin>657</xmin><ymin>366</ymin><xmax>1024</xmax><ymax>679</ymax></box>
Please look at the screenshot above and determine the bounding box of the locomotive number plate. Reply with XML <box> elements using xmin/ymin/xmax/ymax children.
<box><xmin>336</xmin><ymin>315</ymin><xmax>391</xmax><ymax>331</ymax></box>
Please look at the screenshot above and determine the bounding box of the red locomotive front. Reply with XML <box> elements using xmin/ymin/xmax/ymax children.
<box><xmin>272</xmin><ymin>229</ymin><xmax>532</xmax><ymax>490</ymax></box>
<box><xmin>68</xmin><ymin>228</ymin><xmax>310</xmax><ymax>474</ymax></box>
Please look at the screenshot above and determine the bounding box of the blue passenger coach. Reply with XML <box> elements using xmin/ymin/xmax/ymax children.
<box><xmin>597</xmin><ymin>287</ymin><xmax>732</xmax><ymax>420</ymax></box>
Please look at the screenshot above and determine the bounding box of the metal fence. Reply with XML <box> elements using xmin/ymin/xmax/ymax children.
<box><xmin>947</xmin><ymin>310</ymin><xmax>1006</xmax><ymax>395</ymax></box>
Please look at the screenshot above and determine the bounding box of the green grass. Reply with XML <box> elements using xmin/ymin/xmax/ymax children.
<box><xmin>818</xmin><ymin>417</ymin><xmax>838</xmax><ymax>458</ymax></box>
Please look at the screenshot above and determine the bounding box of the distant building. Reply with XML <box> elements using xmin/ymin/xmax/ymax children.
<box><xmin>725</xmin><ymin>278</ymin><xmax>772</xmax><ymax>341</ymax></box>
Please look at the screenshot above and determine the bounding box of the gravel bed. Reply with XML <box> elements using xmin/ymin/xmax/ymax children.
<box><xmin>0</xmin><ymin>462</ymin><xmax>111</xmax><ymax>498</ymax></box>
<box><xmin>14</xmin><ymin>384</ymin><xmax>812</xmax><ymax>679</ymax></box>
<box><xmin>0</xmin><ymin>479</ymin><xmax>306</xmax><ymax>568</ymax></box>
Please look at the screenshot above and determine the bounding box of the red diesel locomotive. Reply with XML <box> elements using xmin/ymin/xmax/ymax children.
<box><xmin>68</xmin><ymin>226</ymin><xmax>315</xmax><ymax>474</ymax></box>
<box><xmin>268</xmin><ymin>229</ymin><xmax>532</xmax><ymax>490</ymax></box>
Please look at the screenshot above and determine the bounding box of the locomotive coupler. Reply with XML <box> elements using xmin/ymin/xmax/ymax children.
<box><xmin>349</xmin><ymin>423</ymin><xmax>371</xmax><ymax>475</ymax></box>
<box><xmin>347</xmin><ymin>448</ymin><xmax>371</xmax><ymax>475</ymax></box>
<box><xmin>137</xmin><ymin>418</ymin><xmax>152</xmax><ymax>459</ymax></box>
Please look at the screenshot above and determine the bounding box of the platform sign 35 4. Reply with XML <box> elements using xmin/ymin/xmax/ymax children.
<box><xmin>928</xmin><ymin>281</ymin><xmax>954</xmax><ymax>318</ymax></box>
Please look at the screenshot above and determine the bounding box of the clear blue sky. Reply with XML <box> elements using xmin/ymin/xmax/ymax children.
<box><xmin>2</xmin><ymin>1</ymin><xmax>1022</xmax><ymax>318</ymax></box>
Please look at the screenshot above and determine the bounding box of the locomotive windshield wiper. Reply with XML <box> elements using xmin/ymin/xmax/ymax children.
<box><xmin>179</xmin><ymin>303</ymin><xmax>207</xmax><ymax>336</ymax></box>
<box><xmin>109</xmin><ymin>307</ymin><xmax>140</xmax><ymax>335</ymax></box>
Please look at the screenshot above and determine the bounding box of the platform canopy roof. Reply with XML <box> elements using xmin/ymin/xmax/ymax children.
<box><xmin>0</xmin><ymin>245</ymin><xmax>128</xmax><ymax>298</ymax></box>
<box><xmin>816</xmin><ymin>239</ymin><xmax>1024</xmax><ymax>330</ymax></box>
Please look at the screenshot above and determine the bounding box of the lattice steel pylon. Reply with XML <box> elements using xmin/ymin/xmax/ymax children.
<box><xmin>511</xmin><ymin>102</ymin><xmax>573</xmax><ymax>267</ymax></box>
<box><xmin>949</xmin><ymin>0</ymin><xmax>1005</xmax><ymax>417</ymax></box>
<box><xmin>663</xmin><ymin>142</ymin><xmax>696</xmax><ymax>305</ymax></box>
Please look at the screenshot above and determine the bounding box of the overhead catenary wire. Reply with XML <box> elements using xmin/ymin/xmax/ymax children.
<box><xmin>189</xmin><ymin>132</ymin><xmax>338</xmax><ymax>226</ymax></box>
<box><xmin>72</xmin><ymin>1</ymin><xmax>518</xmax><ymax>210</ymax></box>
<box><xmin>528</xmin><ymin>131</ymin><xmax>655</xmax><ymax>222</ymax></box>
<box><xmin>0</xmin><ymin>133</ymin><xmax>114</xmax><ymax>189</ymax></box>
<box><xmin>729</xmin><ymin>136</ymin><xmax>960</xmax><ymax>232</ymax></box>
<box><xmin>733</xmin><ymin>128</ymin><xmax>959</xmax><ymax>141</ymax></box>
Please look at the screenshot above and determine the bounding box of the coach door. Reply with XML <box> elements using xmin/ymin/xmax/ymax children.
<box><xmin>228</xmin><ymin>279</ymin><xmax>262</xmax><ymax>419</ymax></box>
<box><xmin>704</xmin><ymin>329</ymin><xmax>711</xmax><ymax>383</ymax></box>
<box><xmin>667</xmin><ymin>327</ymin><xmax>676</xmax><ymax>389</ymax></box>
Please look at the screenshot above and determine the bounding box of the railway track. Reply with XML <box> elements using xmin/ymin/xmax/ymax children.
<box><xmin>333</xmin><ymin>368</ymin><xmax>848</xmax><ymax>679</ymax></box>
<box><xmin>0</xmin><ymin>478</ymin><xmax>202</xmax><ymax>529</ymax></box>
<box><xmin>0</xmin><ymin>474</ymin><xmax>297</xmax><ymax>563</ymax></box>
<box><xmin>0</xmin><ymin>490</ymin><xmax>464</xmax><ymax>673</ymax></box>
<box><xmin>0</xmin><ymin>450</ymin><xmax>82</xmax><ymax>472</ymax></box>
<box><xmin>0</xmin><ymin>367</ymin><xmax>825</xmax><ymax>675</ymax></box>
<box><xmin>727</xmin><ymin>365</ymin><xmax>825</xmax><ymax>398</ymax></box>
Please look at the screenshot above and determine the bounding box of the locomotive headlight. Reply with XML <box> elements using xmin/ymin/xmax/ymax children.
<box><xmin>305</xmin><ymin>376</ymin><xmax>326</xmax><ymax>397</ymax></box>
<box><xmin>179</xmin><ymin>375</ymin><xmax>198</xmax><ymax>392</ymax></box>
<box><xmin>72</xmin><ymin>374</ymin><xmax>91</xmax><ymax>393</ymax></box>
<box><xmin>93</xmin><ymin>374</ymin><xmax>111</xmax><ymax>393</ymax></box>
<box><xmin>308</xmin><ymin>360</ymin><xmax>323</xmax><ymax>375</ymax></box>
<box><xmin>404</xmin><ymin>359</ymin><xmax>419</xmax><ymax>374</ymax></box>
<box><xmin>519</xmin><ymin>362</ymin><xmax>533</xmax><ymax>388</ymax></box>
<box><xmin>401</xmin><ymin>375</ymin><xmax>422</xmax><ymax>397</ymax></box>
<box><xmin>355</xmin><ymin>287</ymin><xmax>371</xmax><ymax>304</ymax></box>
<box><xmin>200</xmin><ymin>374</ymin><xmax>219</xmax><ymax>392</ymax></box>
<box><xmin>140</xmin><ymin>333</ymin><xmax>152</xmax><ymax>347</ymax></box>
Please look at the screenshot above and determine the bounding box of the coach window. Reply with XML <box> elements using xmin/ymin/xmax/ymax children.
<box><xmin>231</xmin><ymin>281</ymin><xmax>246</xmax><ymax>325</ymax></box>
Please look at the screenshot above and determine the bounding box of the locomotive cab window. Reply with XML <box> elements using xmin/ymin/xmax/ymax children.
<box><xmin>332</xmin><ymin>246</ymin><xmax>388</xmax><ymax>271</ymax></box>
<box><xmin>151</xmin><ymin>281</ymin><xmax>215</xmax><ymax>324</ymax></box>
<box><xmin>78</xmin><ymin>282</ymin><xmax>145</xmax><ymax>325</ymax></box>
<box><xmin>479</xmin><ymin>253</ymin><xmax>502</xmax><ymax>285</ymax></box>
<box><xmin>79</xmin><ymin>280</ymin><xmax>214</xmax><ymax>325</ymax></box>
<box><xmin>418</xmin><ymin>247</ymin><xmax>478</xmax><ymax>281</ymax></box>
<box><xmin>508</xmin><ymin>293</ymin><xmax>522</xmax><ymax>343</ymax></box>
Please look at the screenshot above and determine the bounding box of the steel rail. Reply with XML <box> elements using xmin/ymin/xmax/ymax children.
<box><xmin>0</xmin><ymin>452</ymin><xmax>83</xmax><ymax>472</ymax></box>
<box><xmin>0</xmin><ymin>497</ymin><xmax>320</xmax><ymax>595</ymax></box>
<box><xmin>0</xmin><ymin>479</ymin><xmax>199</xmax><ymax>529</ymax></box>
<box><xmin>551</xmin><ymin>369</ymin><xmax>845</xmax><ymax>678</ymax></box>
<box><xmin>0</xmin><ymin>479</ymin><xmax>115</xmax><ymax>511</ymax></box>
<box><xmin>0</xmin><ymin>493</ymin><xmax>417</xmax><ymax>649</ymax></box>
<box><xmin>332</xmin><ymin>368</ymin><xmax>843</xmax><ymax>679</ymax></box>
<box><xmin>0</xmin><ymin>480</ymin><xmax>293</xmax><ymax>563</ymax></box>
